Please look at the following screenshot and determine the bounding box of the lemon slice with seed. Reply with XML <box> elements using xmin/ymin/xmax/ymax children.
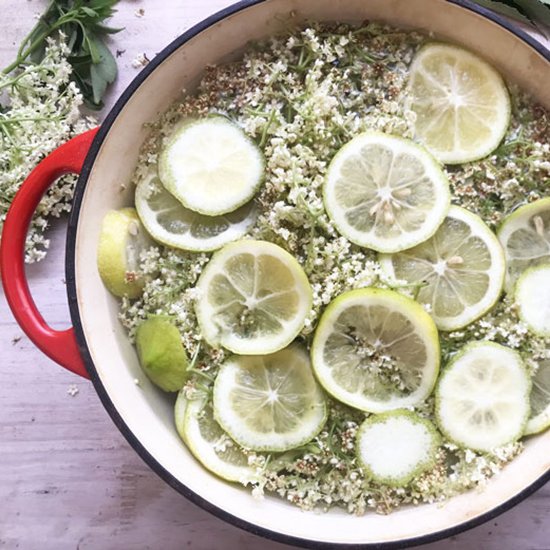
<box><xmin>380</xmin><ymin>206</ymin><xmax>505</xmax><ymax>331</ymax></box>
<box><xmin>525</xmin><ymin>358</ymin><xmax>550</xmax><ymax>436</ymax></box>
<box><xmin>515</xmin><ymin>265</ymin><xmax>550</xmax><ymax>337</ymax></box>
<box><xmin>97</xmin><ymin>207</ymin><xmax>151</xmax><ymax>299</ymax></box>
<box><xmin>195</xmin><ymin>240</ymin><xmax>312</xmax><ymax>354</ymax></box>
<box><xmin>498</xmin><ymin>198</ymin><xmax>550</xmax><ymax>292</ymax></box>
<box><xmin>436</xmin><ymin>341</ymin><xmax>530</xmax><ymax>452</ymax></box>
<box><xmin>213</xmin><ymin>345</ymin><xmax>327</xmax><ymax>452</ymax></box>
<box><xmin>323</xmin><ymin>132</ymin><xmax>450</xmax><ymax>253</ymax></box>
<box><xmin>178</xmin><ymin>396</ymin><xmax>259</xmax><ymax>483</ymax></box>
<box><xmin>311</xmin><ymin>288</ymin><xmax>440</xmax><ymax>413</ymax></box>
<box><xmin>356</xmin><ymin>410</ymin><xmax>440</xmax><ymax>487</ymax></box>
<box><xmin>408</xmin><ymin>43</ymin><xmax>510</xmax><ymax>164</ymax></box>
<box><xmin>159</xmin><ymin>117</ymin><xmax>264</xmax><ymax>216</ymax></box>
<box><xmin>135</xmin><ymin>170</ymin><xmax>257</xmax><ymax>251</ymax></box>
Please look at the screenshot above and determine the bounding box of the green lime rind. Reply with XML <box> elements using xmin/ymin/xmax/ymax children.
<box><xmin>356</xmin><ymin>409</ymin><xmax>441</xmax><ymax>487</ymax></box>
<box><xmin>158</xmin><ymin>116</ymin><xmax>265</xmax><ymax>216</ymax></box>
<box><xmin>182</xmin><ymin>396</ymin><xmax>259</xmax><ymax>484</ymax></box>
<box><xmin>435</xmin><ymin>341</ymin><xmax>531</xmax><ymax>452</ymax></box>
<box><xmin>195</xmin><ymin>239</ymin><xmax>313</xmax><ymax>355</ymax></box>
<box><xmin>515</xmin><ymin>264</ymin><xmax>550</xmax><ymax>337</ymax></box>
<box><xmin>379</xmin><ymin>205</ymin><xmax>506</xmax><ymax>332</ymax></box>
<box><xmin>323</xmin><ymin>131</ymin><xmax>451</xmax><ymax>253</ymax></box>
<box><xmin>136</xmin><ymin>315</ymin><xmax>189</xmax><ymax>392</ymax></box>
<box><xmin>525</xmin><ymin>358</ymin><xmax>550</xmax><ymax>436</ymax></box>
<box><xmin>97</xmin><ymin>207</ymin><xmax>149</xmax><ymax>299</ymax></box>
<box><xmin>213</xmin><ymin>345</ymin><xmax>327</xmax><ymax>452</ymax></box>
<box><xmin>408</xmin><ymin>43</ymin><xmax>511</xmax><ymax>165</ymax></box>
<box><xmin>311</xmin><ymin>287</ymin><xmax>440</xmax><ymax>413</ymax></box>
<box><xmin>497</xmin><ymin>197</ymin><xmax>550</xmax><ymax>292</ymax></box>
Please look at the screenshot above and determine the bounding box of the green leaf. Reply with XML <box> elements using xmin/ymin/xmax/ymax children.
<box><xmin>93</xmin><ymin>38</ymin><xmax>118</xmax><ymax>83</ymax></box>
<box><xmin>81</xmin><ymin>7</ymin><xmax>98</xmax><ymax>18</ymax></box>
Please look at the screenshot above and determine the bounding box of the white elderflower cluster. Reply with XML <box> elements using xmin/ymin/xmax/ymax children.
<box><xmin>0</xmin><ymin>37</ymin><xmax>96</xmax><ymax>262</ymax></box>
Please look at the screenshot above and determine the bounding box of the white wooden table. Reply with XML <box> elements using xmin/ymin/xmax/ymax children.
<box><xmin>1</xmin><ymin>1</ymin><xmax>549</xmax><ymax>548</ymax></box>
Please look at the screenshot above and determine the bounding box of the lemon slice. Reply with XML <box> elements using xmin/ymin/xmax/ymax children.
<box><xmin>179</xmin><ymin>396</ymin><xmax>259</xmax><ymax>483</ymax></box>
<box><xmin>498</xmin><ymin>198</ymin><xmax>550</xmax><ymax>292</ymax></box>
<box><xmin>311</xmin><ymin>288</ymin><xmax>440</xmax><ymax>413</ymax></box>
<box><xmin>436</xmin><ymin>341</ymin><xmax>530</xmax><ymax>452</ymax></box>
<box><xmin>525</xmin><ymin>358</ymin><xmax>550</xmax><ymax>436</ymax></box>
<box><xmin>213</xmin><ymin>346</ymin><xmax>327</xmax><ymax>452</ymax></box>
<box><xmin>135</xmin><ymin>316</ymin><xmax>189</xmax><ymax>392</ymax></box>
<box><xmin>515</xmin><ymin>265</ymin><xmax>550</xmax><ymax>337</ymax></box>
<box><xmin>408</xmin><ymin>43</ymin><xmax>510</xmax><ymax>164</ymax></box>
<box><xmin>159</xmin><ymin>117</ymin><xmax>264</xmax><ymax>216</ymax></box>
<box><xmin>174</xmin><ymin>389</ymin><xmax>188</xmax><ymax>442</ymax></box>
<box><xmin>135</xmin><ymin>170</ymin><xmax>257</xmax><ymax>252</ymax></box>
<box><xmin>380</xmin><ymin>206</ymin><xmax>505</xmax><ymax>331</ymax></box>
<box><xmin>195</xmin><ymin>240</ymin><xmax>312</xmax><ymax>355</ymax></box>
<box><xmin>97</xmin><ymin>207</ymin><xmax>151</xmax><ymax>299</ymax></box>
<box><xmin>323</xmin><ymin>132</ymin><xmax>450</xmax><ymax>253</ymax></box>
<box><xmin>356</xmin><ymin>410</ymin><xmax>440</xmax><ymax>487</ymax></box>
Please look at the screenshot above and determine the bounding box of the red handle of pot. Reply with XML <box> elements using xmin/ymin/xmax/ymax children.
<box><xmin>0</xmin><ymin>128</ymin><xmax>100</xmax><ymax>379</ymax></box>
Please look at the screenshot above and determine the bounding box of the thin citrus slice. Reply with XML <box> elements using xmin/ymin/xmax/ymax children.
<box><xmin>525</xmin><ymin>358</ymin><xmax>550</xmax><ymax>436</ymax></box>
<box><xmin>311</xmin><ymin>288</ymin><xmax>440</xmax><ymax>413</ymax></box>
<box><xmin>174</xmin><ymin>389</ymin><xmax>188</xmax><ymax>442</ymax></box>
<box><xmin>436</xmin><ymin>341</ymin><xmax>530</xmax><ymax>452</ymax></box>
<box><xmin>380</xmin><ymin>206</ymin><xmax>505</xmax><ymax>331</ymax></box>
<box><xmin>213</xmin><ymin>345</ymin><xmax>327</xmax><ymax>452</ymax></box>
<box><xmin>408</xmin><ymin>43</ymin><xmax>510</xmax><ymax>164</ymax></box>
<box><xmin>159</xmin><ymin>117</ymin><xmax>264</xmax><ymax>216</ymax></box>
<box><xmin>97</xmin><ymin>207</ymin><xmax>151</xmax><ymax>299</ymax></box>
<box><xmin>515</xmin><ymin>265</ymin><xmax>550</xmax><ymax>337</ymax></box>
<box><xmin>498</xmin><ymin>198</ymin><xmax>550</xmax><ymax>292</ymax></box>
<box><xmin>323</xmin><ymin>132</ymin><xmax>450</xmax><ymax>253</ymax></box>
<box><xmin>180</xmin><ymin>396</ymin><xmax>259</xmax><ymax>483</ymax></box>
<box><xmin>135</xmin><ymin>170</ymin><xmax>257</xmax><ymax>251</ymax></box>
<box><xmin>356</xmin><ymin>410</ymin><xmax>440</xmax><ymax>487</ymax></box>
<box><xmin>195</xmin><ymin>240</ymin><xmax>312</xmax><ymax>355</ymax></box>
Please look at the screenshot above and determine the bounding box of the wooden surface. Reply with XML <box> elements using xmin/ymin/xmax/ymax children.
<box><xmin>1</xmin><ymin>1</ymin><xmax>549</xmax><ymax>549</ymax></box>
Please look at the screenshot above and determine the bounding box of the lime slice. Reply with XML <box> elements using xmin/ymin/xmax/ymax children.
<box><xmin>436</xmin><ymin>341</ymin><xmax>530</xmax><ymax>452</ymax></box>
<box><xmin>97</xmin><ymin>207</ymin><xmax>151</xmax><ymax>299</ymax></box>
<box><xmin>323</xmin><ymin>132</ymin><xmax>450</xmax><ymax>253</ymax></box>
<box><xmin>525</xmin><ymin>358</ymin><xmax>550</xmax><ymax>435</ymax></box>
<box><xmin>180</xmin><ymin>397</ymin><xmax>259</xmax><ymax>483</ymax></box>
<box><xmin>213</xmin><ymin>345</ymin><xmax>327</xmax><ymax>452</ymax></box>
<box><xmin>408</xmin><ymin>43</ymin><xmax>510</xmax><ymax>164</ymax></box>
<box><xmin>159</xmin><ymin>117</ymin><xmax>264</xmax><ymax>216</ymax></box>
<box><xmin>311</xmin><ymin>288</ymin><xmax>440</xmax><ymax>413</ymax></box>
<box><xmin>515</xmin><ymin>265</ymin><xmax>550</xmax><ymax>337</ymax></box>
<box><xmin>195</xmin><ymin>240</ymin><xmax>312</xmax><ymax>355</ymax></box>
<box><xmin>135</xmin><ymin>315</ymin><xmax>189</xmax><ymax>392</ymax></box>
<box><xmin>174</xmin><ymin>389</ymin><xmax>188</xmax><ymax>442</ymax></box>
<box><xmin>380</xmin><ymin>206</ymin><xmax>505</xmax><ymax>331</ymax></box>
<box><xmin>498</xmin><ymin>198</ymin><xmax>550</xmax><ymax>292</ymax></box>
<box><xmin>356</xmin><ymin>410</ymin><xmax>440</xmax><ymax>487</ymax></box>
<box><xmin>135</xmin><ymin>170</ymin><xmax>257</xmax><ymax>252</ymax></box>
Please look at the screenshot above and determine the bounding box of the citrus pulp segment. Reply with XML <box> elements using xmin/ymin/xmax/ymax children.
<box><xmin>159</xmin><ymin>117</ymin><xmax>264</xmax><ymax>216</ymax></box>
<box><xmin>182</xmin><ymin>397</ymin><xmax>259</xmax><ymax>483</ymax></box>
<box><xmin>525</xmin><ymin>359</ymin><xmax>550</xmax><ymax>435</ymax></box>
<box><xmin>435</xmin><ymin>341</ymin><xmax>530</xmax><ymax>452</ymax></box>
<box><xmin>380</xmin><ymin>206</ymin><xmax>505</xmax><ymax>331</ymax></box>
<box><xmin>97</xmin><ymin>207</ymin><xmax>151</xmax><ymax>299</ymax></box>
<box><xmin>311</xmin><ymin>288</ymin><xmax>440</xmax><ymax>413</ymax></box>
<box><xmin>213</xmin><ymin>346</ymin><xmax>327</xmax><ymax>452</ymax></box>
<box><xmin>195</xmin><ymin>240</ymin><xmax>312</xmax><ymax>355</ymax></box>
<box><xmin>408</xmin><ymin>43</ymin><xmax>511</xmax><ymax>164</ymax></box>
<box><xmin>356</xmin><ymin>410</ymin><xmax>440</xmax><ymax>486</ymax></box>
<box><xmin>135</xmin><ymin>171</ymin><xmax>257</xmax><ymax>251</ymax></box>
<box><xmin>515</xmin><ymin>265</ymin><xmax>550</xmax><ymax>337</ymax></box>
<box><xmin>498</xmin><ymin>198</ymin><xmax>550</xmax><ymax>292</ymax></box>
<box><xmin>323</xmin><ymin>132</ymin><xmax>450</xmax><ymax>253</ymax></box>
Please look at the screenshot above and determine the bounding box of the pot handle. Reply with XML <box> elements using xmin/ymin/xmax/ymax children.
<box><xmin>0</xmin><ymin>128</ymin><xmax>100</xmax><ymax>379</ymax></box>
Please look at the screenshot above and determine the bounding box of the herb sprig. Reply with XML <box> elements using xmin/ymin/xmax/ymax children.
<box><xmin>2</xmin><ymin>0</ymin><xmax>121</xmax><ymax>109</ymax></box>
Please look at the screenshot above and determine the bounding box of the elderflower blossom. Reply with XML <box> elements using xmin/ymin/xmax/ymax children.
<box><xmin>0</xmin><ymin>37</ymin><xmax>96</xmax><ymax>262</ymax></box>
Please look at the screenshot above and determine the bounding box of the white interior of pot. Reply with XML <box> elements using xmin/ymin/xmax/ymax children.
<box><xmin>73</xmin><ymin>0</ymin><xmax>550</xmax><ymax>544</ymax></box>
